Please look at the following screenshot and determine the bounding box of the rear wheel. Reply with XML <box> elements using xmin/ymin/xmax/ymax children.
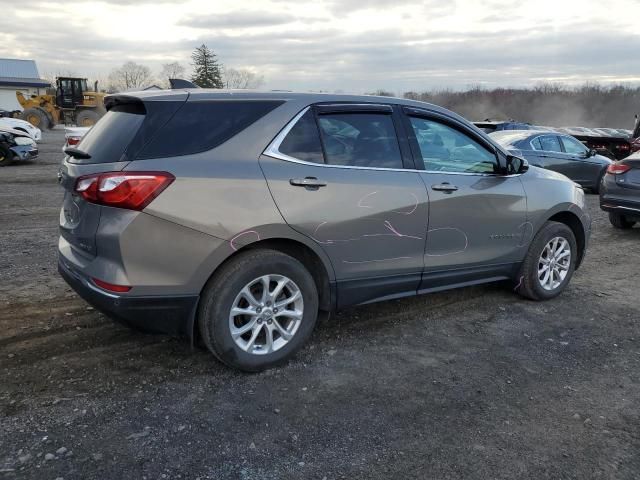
<box><xmin>0</xmin><ymin>143</ymin><xmax>13</xmax><ymax>166</ymax></box>
<box><xmin>198</xmin><ymin>249</ymin><xmax>319</xmax><ymax>372</ymax></box>
<box><xmin>516</xmin><ymin>221</ymin><xmax>577</xmax><ymax>301</ymax></box>
<box><xmin>75</xmin><ymin>110</ymin><xmax>99</xmax><ymax>127</ymax></box>
<box><xmin>609</xmin><ymin>212</ymin><xmax>636</xmax><ymax>229</ymax></box>
<box><xmin>21</xmin><ymin>108</ymin><xmax>49</xmax><ymax>129</ymax></box>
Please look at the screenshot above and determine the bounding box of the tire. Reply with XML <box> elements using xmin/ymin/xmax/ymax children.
<box><xmin>515</xmin><ymin>221</ymin><xmax>577</xmax><ymax>301</ymax></box>
<box><xmin>75</xmin><ymin>110</ymin><xmax>100</xmax><ymax>127</ymax></box>
<box><xmin>609</xmin><ymin>212</ymin><xmax>636</xmax><ymax>229</ymax></box>
<box><xmin>198</xmin><ymin>249</ymin><xmax>319</xmax><ymax>372</ymax></box>
<box><xmin>20</xmin><ymin>108</ymin><xmax>49</xmax><ymax>129</ymax></box>
<box><xmin>0</xmin><ymin>143</ymin><xmax>13</xmax><ymax>166</ymax></box>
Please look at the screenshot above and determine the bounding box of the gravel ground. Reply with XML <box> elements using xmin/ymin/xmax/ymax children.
<box><xmin>1</xmin><ymin>130</ymin><xmax>639</xmax><ymax>480</ymax></box>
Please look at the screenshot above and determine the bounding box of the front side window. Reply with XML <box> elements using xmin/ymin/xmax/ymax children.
<box><xmin>316</xmin><ymin>113</ymin><xmax>403</xmax><ymax>169</ymax></box>
<box><xmin>531</xmin><ymin>137</ymin><xmax>543</xmax><ymax>150</ymax></box>
<box><xmin>278</xmin><ymin>110</ymin><xmax>324</xmax><ymax>163</ymax></box>
<box><xmin>409</xmin><ymin>117</ymin><xmax>497</xmax><ymax>173</ymax></box>
<box><xmin>539</xmin><ymin>135</ymin><xmax>562</xmax><ymax>152</ymax></box>
<box><xmin>560</xmin><ymin>136</ymin><xmax>587</xmax><ymax>155</ymax></box>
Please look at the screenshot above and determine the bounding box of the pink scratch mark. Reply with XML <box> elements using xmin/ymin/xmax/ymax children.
<box><xmin>314</xmin><ymin>221</ymin><xmax>328</xmax><ymax>236</ymax></box>
<box><xmin>383</xmin><ymin>220</ymin><xmax>423</xmax><ymax>240</ymax></box>
<box><xmin>513</xmin><ymin>275</ymin><xmax>524</xmax><ymax>292</ymax></box>
<box><xmin>392</xmin><ymin>193</ymin><xmax>419</xmax><ymax>215</ymax></box>
<box><xmin>357</xmin><ymin>191</ymin><xmax>378</xmax><ymax>208</ymax></box>
<box><xmin>230</xmin><ymin>230</ymin><xmax>261</xmax><ymax>251</ymax></box>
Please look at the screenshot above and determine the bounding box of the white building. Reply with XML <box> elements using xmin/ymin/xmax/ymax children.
<box><xmin>0</xmin><ymin>58</ymin><xmax>50</xmax><ymax>112</ymax></box>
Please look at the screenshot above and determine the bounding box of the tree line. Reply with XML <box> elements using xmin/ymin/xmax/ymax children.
<box><xmin>390</xmin><ymin>84</ymin><xmax>640</xmax><ymax>129</ymax></box>
<box><xmin>45</xmin><ymin>44</ymin><xmax>264</xmax><ymax>93</ymax></box>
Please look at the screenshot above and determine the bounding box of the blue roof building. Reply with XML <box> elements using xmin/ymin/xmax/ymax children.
<box><xmin>0</xmin><ymin>58</ymin><xmax>50</xmax><ymax>111</ymax></box>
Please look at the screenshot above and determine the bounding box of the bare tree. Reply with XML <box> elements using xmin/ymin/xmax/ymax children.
<box><xmin>107</xmin><ymin>62</ymin><xmax>154</xmax><ymax>92</ymax></box>
<box><xmin>159</xmin><ymin>62</ymin><xmax>186</xmax><ymax>88</ymax></box>
<box><xmin>222</xmin><ymin>68</ymin><xmax>265</xmax><ymax>89</ymax></box>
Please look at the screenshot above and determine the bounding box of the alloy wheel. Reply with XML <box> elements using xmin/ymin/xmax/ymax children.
<box><xmin>228</xmin><ymin>274</ymin><xmax>304</xmax><ymax>355</ymax></box>
<box><xmin>538</xmin><ymin>236</ymin><xmax>571</xmax><ymax>291</ymax></box>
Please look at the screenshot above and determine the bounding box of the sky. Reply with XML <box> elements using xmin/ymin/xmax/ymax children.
<box><xmin>1</xmin><ymin>0</ymin><xmax>639</xmax><ymax>93</ymax></box>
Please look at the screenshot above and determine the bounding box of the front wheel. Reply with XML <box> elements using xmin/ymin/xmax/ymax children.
<box><xmin>0</xmin><ymin>143</ymin><xmax>13</xmax><ymax>166</ymax></box>
<box><xmin>198</xmin><ymin>249</ymin><xmax>319</xmax><ymax>372</ymax></box>
<box><xmin>516</xmin><ymin>221</ymin><xmax>577</xmax><ymax>301</ymax></box>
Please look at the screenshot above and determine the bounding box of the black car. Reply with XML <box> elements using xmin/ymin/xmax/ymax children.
<box><xmin>600</xmin><ymin>151</ymin><xmax>640</xmax><ymax>228</ymax></box>
<box><xmin>490</xmin><ymin>130</ymin><xmax>612</xmax><ymax>192</ymax></box>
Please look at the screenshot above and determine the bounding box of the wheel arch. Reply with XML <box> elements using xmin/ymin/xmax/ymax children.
<box><xmin>191</xmin><ymin>236</ymin><xmax>336</xmax><ymax>345</ymax></box>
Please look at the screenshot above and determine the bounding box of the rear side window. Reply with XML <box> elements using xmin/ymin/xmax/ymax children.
<box><xmin>316</xmin><ymin>113</ymin><xmax>402</xmax><ymax>168</ymax></box>
<box><xmin>278</xmin><ymin>110</ymin><xmax>324</xmax><ymax>163</ymax></box>
<box><xmin>138</xmin><ymin>100</ymin><xmax>283</xmax><ymax>159</ymax></box>
<box><xmin>531</xmin><ymin>137</ymin><xmax>543</xmax><ymax>150</ymax></box>
<box><xmin>73</xmin><ymin>104</ymin><xmax>144</xmax><ymax>164</ymax></box>
<box><xmin>539</xmin><ymin>135</ymin><xmax>562</xmax><ymax>152</ymax></box>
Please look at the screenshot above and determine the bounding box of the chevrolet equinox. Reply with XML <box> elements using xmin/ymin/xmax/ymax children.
<box><xmin>58</xmin><ymin>90</ymin><xmax>591</xmax><ymax>371</ymax></box>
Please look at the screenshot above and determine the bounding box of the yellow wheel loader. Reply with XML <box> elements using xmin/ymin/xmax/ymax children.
<box><xmin>17</xmin><ymin>77</ymin><xmax>106</xmax><ymax>129</ymax></box>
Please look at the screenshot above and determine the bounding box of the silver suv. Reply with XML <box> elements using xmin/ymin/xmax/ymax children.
<box><xmin>58</xmin><ymin>91</ymin><xmax>591</xmax><ymax>371</ymax></box>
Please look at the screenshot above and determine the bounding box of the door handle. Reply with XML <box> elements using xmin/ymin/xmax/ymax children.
<box><xmin>289</xmin><ymin>177</ymin><xmax>327</xmax><ymax>188</ymax></box>
<box><xmin>431</xmin><ymin>183</ymin><xmax>458</xmax><ymax>193</ymax></box>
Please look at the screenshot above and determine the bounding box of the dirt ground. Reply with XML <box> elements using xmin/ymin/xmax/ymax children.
<box><xmin>1</xmin><ymin>130</ymin><xmax>639</xmax><ymax>480</ymax></box>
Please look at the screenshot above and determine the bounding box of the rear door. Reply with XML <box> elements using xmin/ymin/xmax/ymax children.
<box><xmin>401</xmin><ymin>108</ymin><xmax>527</xmax><ymax>288</ymax></box>
<box><xmin>260</xmin><ymin>104</ymin><xmax>429</xmax><ymax>305</ymax></box>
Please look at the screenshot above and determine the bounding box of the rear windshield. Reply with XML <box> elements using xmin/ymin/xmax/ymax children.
<box><xmin>72</xmin><ymin>104</ymin><xmax>144</xmax><ymax>164</ymax></box>
<box><xmin>72</xmin><ymin>99</ymin><xmax>283</xmax><ymax>163</ymax></box>
<box><xmin>137</xmin><ymin>100</ymin><xmax>284</xmax><ymax>159</ymax></box>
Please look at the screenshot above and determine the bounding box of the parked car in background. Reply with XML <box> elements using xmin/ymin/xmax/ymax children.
<box><xmin>0</xmin><ymin>127</ymin><xmax>38</xmax><ymax>166</ymax></box>
<box><xmin>490</xmin><ymin>130</ymin><xmax>612</xmax><ymax>192</ymax></box>
<box><xmin>63</xmin><ymin>126</ymin><xmax>90</xmax><ymax>153</ymax></box>
<box><xmin>475</xmin><ymin>121</ymin><xmax>632</xmax><ymax>160</ymax></box>
<box><xmin>58</xmin><ymin>90</ymin><xmax>591</xmax><ymax>371</ymax></box>
<box><xmin>0</xmin><ymin>117</ymin><xmax>42</xmax><ymax>141</ymax></box>
<box><xmin>600</xmin><ymin>151</ymin><xmax>640</xmax><ymax>228</ymax></box>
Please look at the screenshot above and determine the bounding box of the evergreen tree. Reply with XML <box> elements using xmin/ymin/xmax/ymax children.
<box><xmin>191</xmin><ymin>44</ymin><xmax>223</xmax><ymax>88</ymax></box>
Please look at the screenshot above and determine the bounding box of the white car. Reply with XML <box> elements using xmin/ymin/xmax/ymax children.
<box><xmin>63</xmin><ymin>126</ymin><xmax>90</xmax><ymax>153</ymax></box>
<box><xmin>0</xmin><ymin>117</ymin><xmax>42</xmax><ymax>141</ymax></box>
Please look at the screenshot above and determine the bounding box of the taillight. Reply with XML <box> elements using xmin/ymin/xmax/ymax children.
<box><xmin>92</xmin><ymin>278</ymin><xmax>131</xmax><ymax>293</ymax></box>
<box><xmin>67</xmin><ymin>136</ymin><xmax>81</xmax><ymax>146</ymax></box>
<box><xmin>75</xmin><ymin>172</ymin><xmax>174</xmax><ymax>210</ymax></box>
<box><xmin>606</xmin><ymin>163</ymin><xmax>631</xmax><ymax>175</ymax></box>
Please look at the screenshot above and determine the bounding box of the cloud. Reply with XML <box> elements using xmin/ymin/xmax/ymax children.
<box><xmin>179</xmin><ymin>11</ymin><xmax>300</xmax><ymax>29</ymax></box>
<box><xmin>0</xmin><ymin>0</ymin><xmax>639</xmax><ymax>94</ymax></box>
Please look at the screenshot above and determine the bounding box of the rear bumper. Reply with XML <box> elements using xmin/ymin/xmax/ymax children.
<box><xmin>58</xmin><ymin>257</ymin><xmax>198</xmax><ymax>336</ymax></box>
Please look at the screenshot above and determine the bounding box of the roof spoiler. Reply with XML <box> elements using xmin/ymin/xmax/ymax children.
<box><xmin>169</xmin><ymin>78</ymin><xmax>199</xmax><ymax>89</ymax></box>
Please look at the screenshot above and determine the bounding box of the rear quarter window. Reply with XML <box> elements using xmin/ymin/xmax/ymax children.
<box><xmin>137</xmin><ymin>100</ymin><xmax>283</xmax><ymax>159</ymax></box>
<box><xmin>73</xmin><ymin>104</ymin><xmax>145</xmax><ymax>164</ymax></box>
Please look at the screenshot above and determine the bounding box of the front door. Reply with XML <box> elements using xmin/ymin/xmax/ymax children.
<box><xmin>260</xmin><ymin>105</ymin><xmax>429</xmax><ymax>305</ymax></box>
<box><xmin>402</xmin><ymin>109</ymin><xmax>528</xmax><ymax>289</ymax></box>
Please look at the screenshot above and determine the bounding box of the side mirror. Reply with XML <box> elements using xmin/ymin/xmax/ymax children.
<box><xmin>589</xmin><ymin>149</ymin><xmax>598</xmax><ymax>157</ymax></box>
<box><xmin>506</xmin><ymin>155</ymin><xmax>529</xmax><ymax>175</ymax></box>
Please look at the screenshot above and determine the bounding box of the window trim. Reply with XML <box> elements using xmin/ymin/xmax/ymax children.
<box><xmin>264</xmin><ymin>106</ymin><xmax>416</xmax><ymax>172</ymax></box>
<box><xmin>402</xmin><ymin>107</ymin><xmax>503</xmax><ymax>176</ymax></box>
<box><xmin>264</xmin><ymin>105</ymin><xmax>522</xmax><ymax>177</ymax></box>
